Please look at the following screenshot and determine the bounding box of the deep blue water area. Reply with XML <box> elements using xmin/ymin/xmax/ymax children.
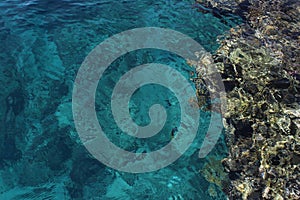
<box><xmin>0</xmin><ymin>0</ymin><xmax>242</xmax><ymax>199</ymax></box>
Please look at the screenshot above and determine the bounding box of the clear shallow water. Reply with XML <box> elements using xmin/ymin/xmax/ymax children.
<box><xmin>0</xmin><ymin>0</ymin><xmax>241</xmax><ymax>199</ymax></box>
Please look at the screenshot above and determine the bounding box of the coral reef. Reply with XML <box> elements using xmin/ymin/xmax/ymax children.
<box><xmin>195</xmin><ymin>0</ymin><xmax>300</xmax><ymax>199</ymax></box>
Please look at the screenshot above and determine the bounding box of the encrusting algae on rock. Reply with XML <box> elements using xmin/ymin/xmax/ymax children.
<box><xmin>201</xmin><ymin>156</ymin><xmax>229</xmax><ymax>189</ymax></box>
<box><xmin>193</xmin><ymin>0</ymin><xmax>300</xmax><ymax>199</ymax></box>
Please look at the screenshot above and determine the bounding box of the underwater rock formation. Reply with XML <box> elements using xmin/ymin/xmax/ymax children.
<box><xmin>0</xmin><ymin>42</ymin><xmax>24</xmax><ymax>165</ymax></box>
<box><xmin>195</xmin><ymin>0</ymin><xmax>300</xmax><ymax>199</ymax></box>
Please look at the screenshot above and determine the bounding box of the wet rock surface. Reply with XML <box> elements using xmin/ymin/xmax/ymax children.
<box><xmin>195</xmin><ymin>0</ymin><xmax>300</xmax><ymax>199</ymax></box>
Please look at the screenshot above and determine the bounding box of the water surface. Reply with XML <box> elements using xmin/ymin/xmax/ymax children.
<box><xmin>0</xmin><ymin>0</ymin><xmax>241</xmax><ymax>199</ymax></box>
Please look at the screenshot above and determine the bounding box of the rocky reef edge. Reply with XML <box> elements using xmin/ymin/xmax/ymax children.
<box><xmin>195</xmin><ymin>0</ymin><xmax>300</xmax><ymax>199</ymax></box>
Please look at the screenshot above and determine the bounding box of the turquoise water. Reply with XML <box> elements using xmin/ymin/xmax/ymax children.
<box><xmin>0</xmin><ymin>0</ymin><xmax>241</xmax><ymax>199</ymax></box>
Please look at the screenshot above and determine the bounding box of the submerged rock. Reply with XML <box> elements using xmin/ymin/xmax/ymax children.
<box><xmin>269</xmin><ymin>78</ymin><xmax>290</xmax><ymax>89</ymax></box>
<box><xmin>195</xmin><ymin>0</ymin><xmax>300</xmax><ymax>199</ymax></box>
<box><xmin>7</xmin><ymin>88</ymin><xmax>25</xmax><ymax>116</ymax></box>
<box><xmin>223</xmin><ymin>80</ymin><xmax>239</xmax><ymax>92</ymax></box>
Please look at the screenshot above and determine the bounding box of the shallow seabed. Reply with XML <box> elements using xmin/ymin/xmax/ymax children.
<box><xmin>0</xmin><ymin>0</ymin><xmax>241</xmax><ymax>199</ymax></box>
